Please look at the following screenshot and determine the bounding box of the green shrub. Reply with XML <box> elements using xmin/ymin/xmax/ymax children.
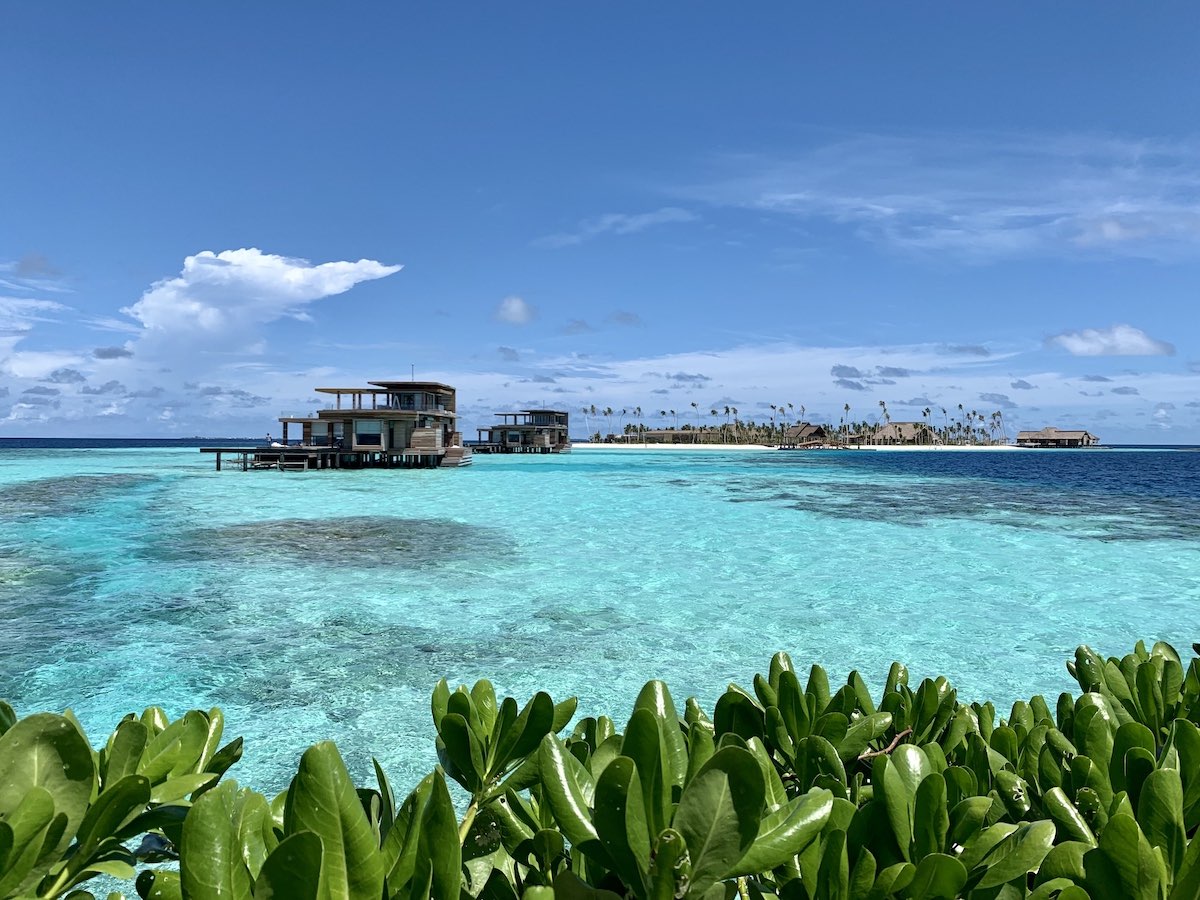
<box><xmin>3</xmin><ymin>641</ymin><xmax>1199</xmax><ymax>899</ymax></box>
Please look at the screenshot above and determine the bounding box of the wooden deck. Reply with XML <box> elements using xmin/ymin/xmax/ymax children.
<box><xmin>200</xmin><ymin>446</ymin><xmax>471</xmax><ymax>471</ymax></box>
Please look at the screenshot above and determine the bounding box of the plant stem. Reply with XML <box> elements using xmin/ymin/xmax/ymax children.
<box><xmin>738</xmin><ymin>876</ymin><xmax>752</xmax><ymax>900</ymax></box>
<box><xmin>458</xmin><ymin>797</ymin><xmax>479</xmax><ymax>843</ymax></box>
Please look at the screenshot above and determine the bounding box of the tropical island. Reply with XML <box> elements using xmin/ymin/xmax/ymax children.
<box><xmin>574</xmin><ymin>402</ymin><xmax>1098</xmax><ymax>449</ymax></box>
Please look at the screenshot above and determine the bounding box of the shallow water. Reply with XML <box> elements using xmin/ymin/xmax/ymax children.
<box><xmin>1</xmin><ymin>444</ymin><xmax>1197</xmax><ymax>793</ymax></box>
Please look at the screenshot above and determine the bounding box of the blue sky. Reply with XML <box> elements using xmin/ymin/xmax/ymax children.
<box><xmin>2</xmin><ymin>5</ymin><xmax>1198</xmax><ymax>440</ymax></box>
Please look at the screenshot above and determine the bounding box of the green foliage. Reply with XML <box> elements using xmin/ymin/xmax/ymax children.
<box><xmin>0</xmin><ymin>705</ymin><xmax>240</xmax><ymax>899</ymax></box>
<box><xmin>5</xmin><ymin>640</ymin><xmax>1200</xmax><ymax>899</ymax></box>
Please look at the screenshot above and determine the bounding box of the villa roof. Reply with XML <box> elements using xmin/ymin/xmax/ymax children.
<box><xmin>312</xmin><ymin>382</ymin><xmax>456</xmax><ymax>394</ymax></box>
<box><xmin>1017</xmin><ymin>427</ymin><xmax>1094</xmax><ymax>439</ymax></box>
<box><xmin>368</xmin><ymin>381</ymin><xmax>456</xmax><ymax>392</ymax></box>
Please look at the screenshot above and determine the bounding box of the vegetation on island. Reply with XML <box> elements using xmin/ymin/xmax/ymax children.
<box><xmin>578</xmin><ymin>402</ymin><xmax>1011</xmax><ymax>446</ymax></box>
<box><xmin>3</xmin><ymin>640</ymin><xmax>1199</xmax><ymax>899</ymax></box>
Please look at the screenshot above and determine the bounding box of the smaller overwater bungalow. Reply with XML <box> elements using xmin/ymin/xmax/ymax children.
<box><xmin>473</xmin><ymin>409</ymin><xmax>570</xmax><ymax>453</ymax></box>
<box><xmin>202</xmin><ymin>380</ymin><xmax>472</xmax><ymax>471</ymax></box>
<box><xmin>1016</xmin><ymin>427</ymin><xmax>1100</xmax><ymax>448</ymax></box>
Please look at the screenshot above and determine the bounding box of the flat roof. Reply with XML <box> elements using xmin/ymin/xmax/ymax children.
<box><xmin>313</xmin><ymin>382</ymin><xmax>456</xmax><ymax>394</ymax></box>
<box><xmin>368</xmin><ymin>381</ymin><xmax>456</xmax><ymax>392</ymax></box>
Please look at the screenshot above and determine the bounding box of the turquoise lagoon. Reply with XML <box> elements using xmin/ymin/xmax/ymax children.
<box><xmin>1</xmin><ymin>444</ymin><xmax>1198</xmax><ymax>792</ymax></box>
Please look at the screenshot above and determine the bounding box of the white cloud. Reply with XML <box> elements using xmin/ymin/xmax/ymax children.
<box><xmin>494</xmin><ymin>295</ymin><xmax>536</xmax><ymax>325</ymax></box>
<box><xmin>122</xmin><ymin>248</ymin><xmax>401</xmax><ymax>338</ymax></box>
<box><xmin>1049</xmin><ymin>324</ymin><xmax>1175</xmax><ymax>357</ymax></box>
<box><xmin>535</xmin><ymin>207</ymin><xmax>698</xmax><ymax>248</ymax></box>
<box><xmin>688</xmin><ymin>133</ymin><xmax>1200</xmax><ymax>261</ymax></box>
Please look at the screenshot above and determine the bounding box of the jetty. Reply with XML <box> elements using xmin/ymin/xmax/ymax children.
<box><xmin>201</xmin><ymin>380</ymin><xmax>472</xmax><ymax>471</ymax></box>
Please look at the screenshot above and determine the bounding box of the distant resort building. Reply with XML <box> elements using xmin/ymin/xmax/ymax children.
<box><xmin>870</xmin><ymin>421</ymin><xmax>940</xmax><ymax>445</ymax></box>
<box><xmin>474</xmin><ymin>410</ymin><xmax>570</xmax><ymax>453</ymax></box>
<box><xmin>1016</xmin><ymin>427</ymin><xmax>1100</xmax><ymax>448</ymax></box>
<box><xmin>781</xmin><ymin>423</ymin><xmax>830</xmax><ymax>447</ymax></box>
<box><xmin>202</xmin><ymin>380</ymin><xmax>471</xmax><ymax>470</ymax></box>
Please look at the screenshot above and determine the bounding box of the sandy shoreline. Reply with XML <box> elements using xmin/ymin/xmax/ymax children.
<box><xmin>569</xmin><ymin>442</ymin><xmax>1027</xmax><ymax>452</ymax></box>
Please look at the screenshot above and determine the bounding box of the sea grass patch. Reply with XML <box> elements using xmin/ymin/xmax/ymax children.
<box><xmin>156</xmin><ymin>515</ymin><xmax>518</xmax><ymax>570</ymax></box>
<box><xmin>0</xmin><ymin>474</ymin><xmax>160</xmax><ymax>519</ymax></box>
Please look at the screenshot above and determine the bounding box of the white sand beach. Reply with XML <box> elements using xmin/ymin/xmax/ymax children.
<box><xmin>570</xmin><ymin>442</ymin><xmax>1027</xmax><ymax>452</ymax></box>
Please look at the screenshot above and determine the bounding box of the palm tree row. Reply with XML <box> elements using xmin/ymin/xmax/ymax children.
<box><xmin>579</xmin><ymin>401</ymin><xmax>1010</xmax><ymax>446</ymax></box>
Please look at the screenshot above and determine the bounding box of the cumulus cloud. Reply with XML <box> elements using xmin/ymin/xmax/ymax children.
<box><xmin>45</xmin><ymin>367</ymin><xmax>86</xmax><ymax>384</ymax></box>
<box><xmin>877</xmin><ymin>366</ymin><xmax>912</xmax><ymax>378</ymax></box>
<box><xmin>494</xmin><ymin>295</ymin><xmax>536</xmax><ymax>325</ymax></box>
<box><xmin>835</xmin><ymin>378</ymin><xmax>867</xmax><ymax>391</ymax></box>
<box><xmin>561</xmin><ymin>319</ymin><xmax>595</xmax><ymax>335</ymax></box>
<box><xmin>93</xmin><ymin>346</ymin><xmax>133</xmax><ymax>359</ymax></box>
<box><xmin>498</xmin><ymin>346</ymin><xmax>520</xmax><ymax>362</ymax></box>
<box><xmin>1081</xmin><ymin>374</ymin><xmax>1112</xmax><ymax>382</ymax></box>
<box><xmin>1050</xmin><ymin>324</ymin><xmax>1175</xmax><ymax>357</ymax></box>
<box><xmin>81</xmin><ymin>380</ymin><xmax>126</xmax><ymax>395</ymax></box>
<box><xmin>979</xmin><ymin>392</ymin><xmax>1017</xmax><ymax>409</ymax></box>
<box><xmin>831</xmin><ymin>364</ymin><xmax>866</xmax><ymax>378</ymax></box>
<box><xmin>1010</xmin><ymin>379</ymin><xmax>1036</xmax><ymax>390</ymax></box>
<box><xmin>121</xmin><ymin>249</ymin><xmax>400</xmax><ymax>339</ymax></box>
<box><xmin>1111</xmin><ymin>386</ymin><xmax>1140</xmax><ymax>395</ymax></box>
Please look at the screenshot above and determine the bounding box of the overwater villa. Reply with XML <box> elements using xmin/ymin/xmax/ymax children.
<box><xmin>1016</xmin><ymin>427</ymin><xmax>1100</xmax><ymax>448</ymax></box>
<box><xmin>202</xmin><ymin>380</ymin><xmax>471</xmax><ymax>470</ymax></box>
<box><xmin>474</xmin><ymin>409</ymin><xmax>570</xmax><ymax>453</ymax></box>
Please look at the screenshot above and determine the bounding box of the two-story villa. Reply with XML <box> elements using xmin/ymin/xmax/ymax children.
<box><xmin>270</xmin><ymin>380</ymin><xmax>471</xmax><ymax>468</ymax></box>
<box><xmin>474</xmin><ymin>409</ymin><xmax>570</xmax><ymax>453</ymax></box>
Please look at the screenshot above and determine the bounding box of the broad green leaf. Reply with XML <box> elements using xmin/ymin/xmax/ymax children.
<box><xmin>284</xmin><ymin>741</ymin><xmax>384</xmax><ymax>900</ymax></box>
<box><xmin>912</xmin><ymin>773</ymin><xmax>948</xmax><ymax>859</ymax></box>
<box><xmin>674</xmin><ymin>747</ymin><xmax>765</xmax><ymax>894</ymax></box>
<box><xmin>0</xmin><ymin>785</ymin><xmax>55</xmax><ymax>897</ymax></box>
<box><xmin>593</xmin><ymin>757</ymin><xmax>650</xmax><ymax>895</ymax></box>
<box><xmin>976</xmin><ymin>820</ymin><xmax>1056</xmax><ymax>890</ymax></box>
<box><xmin>1136</xmin><ymin>768</ymin><xmax>1185</xmax><ymax>877</ymax></box>
<box><xmin>102</xmin><ymin>720</ymin><xmax>149</xmax><ymax>789</ymax></box>
<box><xmin>70</xmin><ymin>774</ymin><xmax>151</xmax><ymax>876</ymax></box>
<box><xmin>254</xmin><ymin>831</ymin><xmax>321</xmax><ymax>899</ymax></box>
<box><xmin>135</xmin><ymin>869</ymin><xmax>183</xmax><ymax>900</ymax></box>
<box><xmin>906</xmin><ymin>853</ymin><xmax>967</xmax><ymax>900</ymax></box>
<box><xmin>179</xmin><ymin>781</ymin><xmax>253</xmax><ymax>900</ymax></box>
<box><xmin>634</xmin><ymin>681</ymin><xmax>688</xmax><ymax>789</ymax></box>
<box><xmin>418</xmin><ymin>771</ymin><xmax>460</xmax><ymax>900</ymax></box>
<box><xmin>731</xmin><ymin>787</ymin><xmax>832</xmax><ymax>875</ymax></box>
<box><xmin>537</xmin><ymin>735</ymin><xmax>604</xmax><ymax>861</ymax></box>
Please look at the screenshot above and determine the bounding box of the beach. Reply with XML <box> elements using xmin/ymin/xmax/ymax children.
<box><xmin>570</xmin><ymin>441</ymin><xmax>1028</xmax><ymax>452</ymax></box>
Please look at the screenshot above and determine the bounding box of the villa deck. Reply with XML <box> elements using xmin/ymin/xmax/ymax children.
<box><xmin>200</xmin><ymin>445</ymin><xmax>471</xmax><ymax>471</ymax></box>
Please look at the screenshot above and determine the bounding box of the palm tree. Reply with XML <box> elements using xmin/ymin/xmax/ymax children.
<box><xmin>670</xmin><ymin>409</ymin><xmax>678</xmax><ymax>430</ymax></box>
<box><xmin>690</xmin><ymin>401</ymin><xmax>700</xmax><ymax>442</ymax></box>
<box><xmin>957</xmin><ymin>404</ymin><xmax>965</xmax><ymax>445</ymax></box>
<box><xmin>730</xmin><ymin>407</ymin><xmax>739</xmax><ymax>443</ymax></box>
<box><xmin>843</xmin><ymin>403</ymin><xmax>850</xmax><ymax>446</ymax></box>
<box><xmin>580</xmin><ymin>406</ymin><xmax>590</xmax><ymax>437</ymax></box>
